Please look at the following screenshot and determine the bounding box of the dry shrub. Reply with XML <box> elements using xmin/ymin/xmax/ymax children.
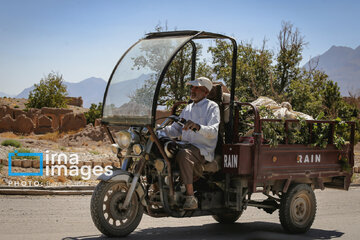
<box><xmin>24</xmin><ymin>176</ymin><xmax>52</xmax><ymax>185</ymax></box>
<box><xmin>66</xmin><ymin>129</ymin><xmax>83</xmax><ymax>136</ymax></box>
<box><xmin>46</xmin><ymin>177</ymin><xmax>55</xmax><ymax>184</ymax></box>
<box><xmin>57</xmin><ymin>176</ymin><xmax>67</xmax><ymax>183</ymax></box>
<box><xmin>0</xmin><ymin>132</ymin><xmax>20</xmax><ymax>139</ymax></box>
<box><xmin>38</xmin><ymin>131</ymin><xmax>63</xmax><ymax>142</ymax></box>
<box><xmin>38</xmin><ymin>129</ymin><xmax>83</xmax><ymax>142</ymax></box>
<box><xmin>0</xmin><ymin>128</ymin><xmax>84</xmax><ymax>142</ymax></box>
<box><xmin>68</xmin><ymin>175</ymin><xmax>82</xmax><ymax>181</ymax></box>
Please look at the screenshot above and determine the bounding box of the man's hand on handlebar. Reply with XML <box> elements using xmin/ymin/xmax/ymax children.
<box><xmin>183</xmin><ymin>120</ymin><xmax>200</xmax><ymax>132</ymax></box>
<box><xmin>164</xmin><ymin>115</ymin><xmax>200</xmax><ymax>132</ymax></box>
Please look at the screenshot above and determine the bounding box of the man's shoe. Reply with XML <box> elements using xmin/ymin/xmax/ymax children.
<box><xmin>183</xmin><ymin>195</ymin><xmax>198</xmax><ymax>210</ymax></box>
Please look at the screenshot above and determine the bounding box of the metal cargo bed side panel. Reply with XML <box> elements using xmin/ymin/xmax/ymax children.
<box><xmin>222</xmin><ymin>143</ymin><xmax>353</xmax><ymax>190</ymax></box>
<box><xmin>257</xmin><ymin>144</ymin><xmax>342</xmax><ymax>174</ymax></box>
<box><xmin>223</xmin><ymin>143</ymin><xmax>254</xmax><ymax>175</ymax></box>
<box><xmin>255</xmin><ymin>144</ymin><xmax>352</xmax><ymax>190</ymax></box>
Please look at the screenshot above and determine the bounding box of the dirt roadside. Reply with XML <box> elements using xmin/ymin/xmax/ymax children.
<box><xmin>0</xmin><ymin>126</ymin><xmax>119</xmax><ymax>186</ymax></box>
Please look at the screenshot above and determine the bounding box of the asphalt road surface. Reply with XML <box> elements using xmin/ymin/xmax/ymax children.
<box><xmin>1</xmin><ymin>187</ymin><xmax>360</xmax><ymax>240</ymax></box>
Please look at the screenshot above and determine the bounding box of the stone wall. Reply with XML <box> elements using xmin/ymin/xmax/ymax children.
<box><xmin>65</xmin><ymin>97</ymin><xmax>83</xmax><ymax>107</ymax></box>
<box><xmin>0</xmin><ymin>106</ymin><xmax>182</xmax><ymax>134</ymax></box>
<box><xmin>0</xmin><ymin>105</ymin><xmax>86</xmax><ymax>134</ymax></box>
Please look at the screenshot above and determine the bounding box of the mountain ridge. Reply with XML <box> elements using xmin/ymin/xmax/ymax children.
<box><xmin>304</xmin><ymin>45</ymin><xmax>360</xmax><ymax>95</ymax></box>
<box><xmin>0</xmin><ymin>92</ymin><xmax>15</xmax><ymax>98</ymax></box>
<box><xmin>15</xmin><ymin>77</ymin><xmax>108</xmax><ymax>108</ymax></box>
<box><xmin>8</xmin><ymin>75</ymin><xmax>149</xmax><ymax>108</ymax></box>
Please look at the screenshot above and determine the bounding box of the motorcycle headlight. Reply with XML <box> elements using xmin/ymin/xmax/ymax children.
<box><xmin>115</xmin><ymin>131</ymin><xmax>131</xmax><ymax>149</ymax></box>
<box><xmin>132</xmin><ymin>144</ymin><xmax>143</xmax><ymax>155</ymax></box>
<box><xmin>110</xmin><ymin>143</ymin><xmax>120</xmax><ymax>154</ymax></box>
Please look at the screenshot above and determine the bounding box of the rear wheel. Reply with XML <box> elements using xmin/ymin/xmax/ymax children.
<box><xmin>90</xmin><ymin>181</ymin><xmax>143</xmax><ymax>237</ymax></box>
<box><xmin>212</xmin><ymin>210</ymin><xmax>243</xmax><ymax>224</ymax></box>
<box><xmin>279</xmin><ymin>184</ymin><xmax>316</xmax><ymax>233</ymax></box>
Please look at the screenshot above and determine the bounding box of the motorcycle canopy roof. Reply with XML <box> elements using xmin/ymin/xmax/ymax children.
<box><xmin>102</xmin><ymin>30</ymin><xmax>237</xmax><ymax>127</ymax></box>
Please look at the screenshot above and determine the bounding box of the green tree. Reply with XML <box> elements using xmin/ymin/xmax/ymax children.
<box><xmin>129</xmin><ymin>76</ymin><xmax>157</xmax><ymax>108</ymax></box>
<box><xmin>286</xmin><ymin>70</ymin><xmax>326</xmax><ymax>117</ymax></box>
<box><xmin>323</xmin><ymin>80</ymin><xmax>341</xmax><ymax>118</ymax></box>
<box><xmin>208</xmin><ymin>39</ymin><xmax>233</xmax><ymax>89</ymax></box>
<box><xmin>130</xmin><ymin>24</ymin><xmax>213</xmax><ymax>108</ymax></box>
<box><xmin>208</xmin><ymin>22</ymin><xmax>359</xmax><ymax>143</ymax></box>
<box><xmin>274</xmin><ymin>21</ymin><xmax>306</xmax><ymax>96</ymax></box>
<box><xmin>239</xmin><ymin>41</ymin><xmax>273</xmax><ymax>100</ymax></box>
<box><xmin>26</xmin><ymin>72</ymin><xmax>68</xmax><ymax>109</ymax></box>
<box><xmin>161</xmin><ymin>43</ymin><xmax>213</xmax><ymax>107</ymax></box>
<box><xmin>209</xmin><ymin>39</ymin><xmax>273</xmax><ymax>102</ymax></box>
<box><xmin>85</xmin><ymin>102</ymin><xmax>103</xmax><ymax>124</ymax></box>
<box><xmin>160</xmin><ymin>43</ymin><xmax>195</xmax><ymax>105</ymax></box>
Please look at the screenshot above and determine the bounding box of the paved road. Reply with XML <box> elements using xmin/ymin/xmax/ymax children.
<box><xmin>0</xmin><ymin>187</ymin><xmax>360</xmax><ymax>240</ymax></box>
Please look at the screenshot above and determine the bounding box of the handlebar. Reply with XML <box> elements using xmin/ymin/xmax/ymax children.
<box><xmin>157</xmin><ymin>115</ymin><xmax>198</xmax><ymax>132</ymax></box>
<box><xmin>169</xmin><ymin>115</ymin><xmax>198</xmax><ymax>132</ymax></box>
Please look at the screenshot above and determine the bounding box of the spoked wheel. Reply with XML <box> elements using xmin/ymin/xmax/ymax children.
<box><xmin>279</xmin><ymin>184</ymin><xmax>316</xmax><ymax>233</ymax></box>
<box><xmin>91</xmin><ymin>181</ymin><xmax>143</xmax><ymax>237</ymax></box>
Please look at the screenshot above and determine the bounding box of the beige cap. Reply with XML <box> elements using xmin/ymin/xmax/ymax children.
<box><xmin>186</xmin><ymin>77</ymin><xmax>213</xmax><ymax>92</ymax></box>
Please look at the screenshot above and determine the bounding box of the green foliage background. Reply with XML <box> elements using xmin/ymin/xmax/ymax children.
<box><xmin>26</xmin><ymin>72</ymin><xmax>68</xmax><ymax>109</ymax></box>
<box><xmin>115</xmin><ymin>22</ymin><xmax>360</xmax><ymax>143</ymax></box>
<box><xmin>85</xmin><ymin>102</ymin><xmax>103</xmax><ymax>125</ymax></box>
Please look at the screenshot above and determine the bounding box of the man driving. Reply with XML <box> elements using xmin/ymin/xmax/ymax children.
<box><xmin>161</xmin><ymin>77</ymin><xmax>220</xmax><ymax>210</ymax></box>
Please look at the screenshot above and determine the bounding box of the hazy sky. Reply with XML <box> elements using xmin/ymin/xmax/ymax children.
<box><xmin>1</xmin><ymin>0</ymin><xmax>359</xmax><ymax>95</ymax></box>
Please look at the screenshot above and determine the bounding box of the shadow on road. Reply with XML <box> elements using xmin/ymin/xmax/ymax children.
<box><xmin>63</xmin><ymin>221</ymin><xmax>344</xmax><ymax>240</ymax></box>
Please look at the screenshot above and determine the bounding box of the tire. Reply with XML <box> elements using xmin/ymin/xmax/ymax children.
<box><xmin>279</xmin><ymin>184</ymin><xmax>316</xmax><ymax>233</ymax></box>
<box><xmin>90</xmin><ymin>181</ymin><xmax>143</xmax><ymax>237</ymax></box>
<box><xmin>212</xmin><ymin>210</ymin><xmax>243</xmax><ymax>224</ymax></box>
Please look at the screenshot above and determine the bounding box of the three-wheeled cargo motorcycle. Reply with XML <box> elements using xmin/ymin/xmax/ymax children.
<box><xmin>90</xmin><ymin>30</ymin><xmax>355</xmax><ymax>237</ymax></box>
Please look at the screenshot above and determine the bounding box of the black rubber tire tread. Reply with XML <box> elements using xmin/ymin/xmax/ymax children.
<box><xmin>212</xmin><ymin>210</ymin><xmax>243</xmax><ymax>224</ymax></box>
<box><xmin>90</xmin><ymin>181</ymin><xmax>143</xmax><ymax>237</ymax></box>
<box><xmin>279</xmin><ymin>184</ymin><xmax>317</xmax><ymax>234</ymax></box>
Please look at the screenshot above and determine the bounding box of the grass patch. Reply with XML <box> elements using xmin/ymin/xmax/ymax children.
<box><xmin>68</xmin><ymin>175</ymin><xmax>83</xmax><ymax>181</ymax></box>
<box><xmin>0</xmin><ymin>164</ymin><xmax>4</xmax><ymax>171</ymax></box>
<box><xmin>351</xmin><ymin>173</ymin><xmax>360</xmax><ymax>184</ymax></box>
<box><xmin>1</xmin><ymin>139</ymin><xmax>21</xmax><ymax>148</ymax></box>
<box><xmin>89</xmin><ymin>150</ymin><xmax>100</xmax><ymax>155</ymax></box>
<box><xmin>9</xmin><ymin>148</ymin><xmax>40</xmax><ymax>160</ymax></box>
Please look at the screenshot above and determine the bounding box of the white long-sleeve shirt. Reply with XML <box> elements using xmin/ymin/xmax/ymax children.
<box><xmin>162</xmin><ymin>98</ymin><xmax>220</xmax><ymax>162</ymax></box>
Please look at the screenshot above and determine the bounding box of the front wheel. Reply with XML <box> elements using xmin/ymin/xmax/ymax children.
<box><xmin>90</xmin><ymin>181</ymin><xmax>143</xmax><ymax>237</ymax></box>
<box><xmin>279</xmin><ymin>184</ymin><xmax>316</xmax><ymax>233</ymax></box>
<box><xmin>212</xmin><ymin>210</ymin><xmax>243</xmax><ymax>224</ymax></box>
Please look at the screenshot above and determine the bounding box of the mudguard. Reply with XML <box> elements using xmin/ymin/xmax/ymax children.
<box><xmin>97</xmin><ymin>169</ymin><xmax>147</xmax><ymax>206</ymax></box>
<box><xmin>97</xmin><ymin>169</ymin><xmax>133</xmax><ymax>182</ymax></box>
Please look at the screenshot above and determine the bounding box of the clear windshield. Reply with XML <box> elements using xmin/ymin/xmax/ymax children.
<box><xmin>102</xmin><ymin>36</ymin><xmax>191</xmax><ymax>125</ymax></box>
